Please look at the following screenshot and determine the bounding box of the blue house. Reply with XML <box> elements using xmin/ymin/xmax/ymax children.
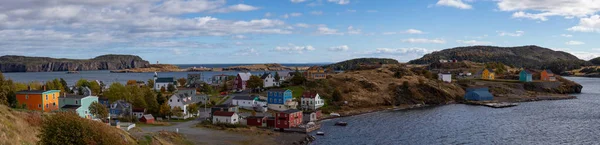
<box><xmin>464</xmin><ymin>88</ymin><xmax>494</xmax><ymax>101</ymax></box>
<box><xmin>519</xmin><ymin>70</ymin><xmax>533</xmax><ymax>82</ymax></box>
<box><xmin>267</xmin><ymin>89</ymin><xmax>292</xmax><ymax>105</ymax></box>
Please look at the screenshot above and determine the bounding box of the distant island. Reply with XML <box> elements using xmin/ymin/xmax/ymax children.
<box><xmin>0</xmin><ymin>54</ymin><xmax>149</xmax><ymax>72</ymax></box>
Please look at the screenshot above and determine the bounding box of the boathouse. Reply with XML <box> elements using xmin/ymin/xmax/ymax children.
<box><xmin>519</xmin><ymin>70</ymin><xmax>533</xmax><ymax>82</ymax></box>
<box><xmin>464</xmin><ymin>87</ymin><xmax>494</xmax><ymax>101</ymax></box>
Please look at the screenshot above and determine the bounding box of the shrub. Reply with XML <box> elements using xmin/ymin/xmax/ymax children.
<box><xmin>39</xmin><ymin>112</ymin><xmax>128</xmax><ymax>145</ymax></box>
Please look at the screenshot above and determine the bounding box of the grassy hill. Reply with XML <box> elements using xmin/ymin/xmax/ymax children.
<box><xmin>323</xmin><ymin>58</ymin><xmax>399</xmax><ymax>70</ymax></box>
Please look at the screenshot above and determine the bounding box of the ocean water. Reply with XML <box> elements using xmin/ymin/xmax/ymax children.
<box><xmin>311</xmin><ymin>77</ymin><xmax>600</xmax><ymax>145</ymax></box>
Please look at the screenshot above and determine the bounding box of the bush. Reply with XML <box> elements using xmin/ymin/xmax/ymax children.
<box><xmin>39</xmin><ymin>112</ymin><xmax>128</xmax><ymax>145</ymax></box>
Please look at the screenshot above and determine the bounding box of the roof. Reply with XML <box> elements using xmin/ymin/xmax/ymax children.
<box><xmin>172</xmin><ymin>91</ymin><xmax>204</xmax><ymax>105</ymax></box>
<box><xmin>155</xmin><ymin>77</ymin><xmax>175</xmax><ymax>83</ymax></box>
<box><xmin>60</xmin><ymin>94</ymin><xmax>87</xmax><ymax>99</ymax></box>
<box><xmin>237</xmin><ymin>72</ymin><xmax>252</xmax><ymax>81</ymax></box>
<box><xmin>232</xmin><ymin>95</ymin><xmax>258</xmax><ymax>101</ymax></box>
<box><xmin>213</xmin><ymin>111</ymin><xmax>236</xmax><ymax>117</ymax></box>
<box><xmin>212</xmin><ymin>104</ymin><xmax>237</xmax><ymax>108</ymax></box>
<box><xmin>98</xmin><ymin>98</ymin><xmax>109</xmax><ymax>102</ymax></box>
<box><xmin>132</xmin><ymin>108</ymin><xmax>145</xmax><ymax>112</ymax></box>
<box><xmin>246</xmin><ymin>116</ymin><xmax>266</xmax><ymax>119</ymax></box>
<box><xmin>288</xmin><ymin>72</ymin><xmax>296</xmax><ymax>76</ymax></box>
<box><xmin>307</xmin><ymin>66</ymin><xmax>323</xmax><ymax>71</ymax></box>
<box><xmin>142</xmin><ymin>114</ymin><xmax>154</xmax><ymax>120</ymax></box>
<box><xmin>302</xmin><ymin>92</ymin><xmax>318</xmax><ymax>98</ymax></box>
<box><xmin>485</xmin><ymin>68</ymin><xmax>494</xmax><ymax>73</ymax></box>
<box><xmin>16</xmin><ymin>90</ymin><xmax>58</xmax><ymax>94</ymax></box>
<box><xmin>544</xmin><ymin>69</ymin><xmax>554</xmax><ymax>75</ymax></box>
<box><xmin>112</xmin><ymin>100</ymin><xmax>131</xmax><ymax>109</ymax></box>
<box><xmin>268</xmin><ymin>89</ymin><xmax>290</xmax><ymax>93</ymax></box>
<box><xmin>281</xmin><ymin>109</ymin><xmax>302</xmax><ymax>114</ymax></box>
<box><xmin>61</xmin><ymin>105</ymin><xmax>81</xmax><ymax>109</ymax></box>
<box><xmin>177</xmin><ymin>87</ymin><xmax>196</xmax><ymax>90</ymax></box>
<box><xmin>260</xmin><ymin>73</ymin><xmax>271</xmax><ymax>79</ymax></box>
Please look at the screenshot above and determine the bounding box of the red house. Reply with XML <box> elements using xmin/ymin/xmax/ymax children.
<box><xmin>267</xmin><ymin>117</ymin><xmax>275</xmax><ymax>128</ymax></box>
<box><xmin>275</xmin><ymin>109</ymin><xmax>303</xmax><ymax>130</ymax></box>
<box><xmin>233</xmin><ymin>72</ymin><xmax>251</xmax><ymax>90</ymax></box>
<box><xmin>246</xmin><ymin>116</ymin><xmax>268</xmax><ymax>127</ymax></box>
<box><xmin>140</xmin><ymin>114</ymin><xmax>155</xmax><ymax>124</ymax></box>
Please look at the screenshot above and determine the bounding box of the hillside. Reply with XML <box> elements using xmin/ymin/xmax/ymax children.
<box><xmin>408</xmin><ymin>45</ymin><xmax>590</xmax><ymax>72</ymax></box>
<box><xmin>323</xmin><ymin>58</ymin><xmax>399</xmax><ymax>70</ymax></box>
<box><xmin>0</xmin><ymin>54</ymin><xmax>150</xmax><ymax>72</ymax></box>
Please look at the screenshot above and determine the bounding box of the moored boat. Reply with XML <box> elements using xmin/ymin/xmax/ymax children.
<box><xmin>334</xmin><ymin>121</ymin><xmax>348</xmax><ymax>126</ymax></box>
<box><xmin>316</xmin><ymin>132</ymin><xmax>325</xmax><ymax>136</ymax></box>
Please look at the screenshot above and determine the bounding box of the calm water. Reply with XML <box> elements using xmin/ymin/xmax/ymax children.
<box><xmin>312</xmin><ymin>77</ymin><xmax>600</xmax><ymax>145</ymax></box>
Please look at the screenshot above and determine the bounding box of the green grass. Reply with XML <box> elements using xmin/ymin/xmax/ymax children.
<box><xmin>284</xmin><ymin>86</ymin><xmax>305</xmax><ymax>99</ymax></box>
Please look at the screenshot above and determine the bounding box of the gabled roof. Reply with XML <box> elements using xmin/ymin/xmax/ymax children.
<box><xmin>142</xmin><ymin>114</ymin><xmax>154</xmax><ymax>120</ymax></box>
<box><xmin>212</xmin><ymin>104</ymin><xmax>237</xmax><ymax>108</ymax></box>
<box><xmin>16</xmin><ymin>90</ymin><xmax>55</xmax><ymax>94</ymax></box>
<box><xmin>60</xmin><ymin>94</ymin><xmax>87</xmax><ymax>99</ymax></box>
<box><xmin>544</xmin><ymin>69</ymin><xmax>554</xmax><ymax>75</ymax></box>
<box><xmin>238</xmin><ymin>72</ymin><xmax>252</xmax><ymax>81</ymax></box>
<box><xmin>246</xmin><ymin>116</ymin><xmax>266</xmax><ymax>119</ymax></box>
<box><xmin>232</xmin><ymin>95</ymin><xmax>258</xmax><ymax>101</ymax></box>
<box><xmin>155</xmin><ymin>77</ymin><xmax>175</xmax><ymax>83</ymax></box>
<box><xmin>172</xmin><ymin>90</ymin><xmax>204</xmax><ymax>105</ymax></box>
<box><xmin>281</xmin><ymin>109</ymin><xmax>302</xmax><ymax>114</ymax></box>
<box><xmin>260</xmin><ymin>73</ymin><xmax>271</xmax><ymax>79</ymax></box>
<box><xmin>213</xmin><ymin>111</ymin><xmax>236</xmax><ymax>117</ymax></box>
<box><xmin>268</xmin><ymin>89</ymin><xmax>290</xmax><ymax>93</ymax></box>
<box><xmin>307</xmin><ymin>66</ymin><xmax>323</xmax><ymax>71</ymax></box>
<box><xmin>302</xmin><ymin>92</ymin><xmax>318</xmax><ymax>98</ymax></box>
<box><xmin>112</xmin><ymin>100</ymin><xmax>131</xmax><ymax>109</ymax></box>
<box><xmin>521</xmin><ymin>70</ymin><xmax>533</xmax><ymax>74</ymax></box>
<box><xmin>62</xmin><ymin>105</ymin><xmax>81</xmax><ymax>110</ymax></box>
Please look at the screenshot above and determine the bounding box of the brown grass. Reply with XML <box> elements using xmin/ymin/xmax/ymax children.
<box><xmin>0</xmin><ymin>105</ymin><xmax>42</xmax><ymax>145</ymax></box>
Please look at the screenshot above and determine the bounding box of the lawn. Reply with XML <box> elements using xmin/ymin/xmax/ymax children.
<box><xmin>284</xmin><ymin>86</ymin><xmax>305</xmax><ymax>99</ymax></box>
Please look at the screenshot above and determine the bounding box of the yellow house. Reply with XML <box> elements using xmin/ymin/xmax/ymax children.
<box><xmin>303</xmin><ymin>66</ymin><xmax>327</xmax><ymax>80</ymax></box>
<box><xmin>481</xmin><ymin>69</ymin><xmax>495</xmax><ymax>80</ymax></box>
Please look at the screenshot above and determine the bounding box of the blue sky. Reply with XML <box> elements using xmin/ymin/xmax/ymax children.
<box><xmin>1</xmin><ymin>0</ymin><xmax>600</xmax><ymax>64</ymax></box>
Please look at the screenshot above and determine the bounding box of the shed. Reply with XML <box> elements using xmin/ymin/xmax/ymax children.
<box><xmin>519</xmin><ymin>70</ymin><xmax>533</xmax><ymax>82</ymax></box>
<box><xmin>246</xmin><ymin>116</ymin><xmax>267</xmax><ymax>127</ymax></box>
<box><xmin>464</xmin><ymin>88</ymin><xmax>494</xmax><ymax>101</ymax></box>
<box><xmin>140</xmin><ymin>114</ymin><xmax>155</xmax><ymax>124</ymax></box>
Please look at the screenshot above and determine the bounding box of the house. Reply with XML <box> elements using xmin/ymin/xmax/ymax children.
<box><xmin>132</xmin><ymin>108</ymin><xmax>146</xmax><ymax>119</ymax></box>
<box><xmin>167</xmin><ymin>88</ymin><xmax>207</xmax><ymax>119</ymax></box>
<box><xmin>304</xmin><ymin>66</ymin><xmax>327</xmax><ymax>80</ymax></box>
<box><xmin>277</xmin><ymin>71</ymin><xmax>292</xmax><ymax>81</ymax></box>
<box><xmin>480</xmin><ymin>69</ymin><xmax>495</xmax><ymax>80</ymax></box>
<box><xmin>59</xmin><ymin>90</ymin><xmax>99</xmax><ymax>119</ymax></box>
<box><xmin>233</xmin><ymin>72</ymin><xmax>252</xmax><ymax>90</ymax></box>
<box><xmin>110</xmin><ymin>100</ymin><xmax>132</xmax><ymax>118</ymax></box>
<box><xmin>246</xmin><ymin>116</ymin><xmax>268</xmax><ymax>127</ymax></box>
<box><xmin>267</xmin><ymin>89</ymin><xmax>294</xmax><ymax>111</ymax></box>
<box><xmin>267</xmin><ymin>117</ymin><xmax>276</xmax><ymax>128</ymax></box>
<box><xmin>519</xmin><ymin>70</ymin><xmax>533</xmax><ymax>82</ymax></box>
<box><xmin>139</xmin><ymin>114</ymin><xmax>155</xmax><ymax>124</ymax></box>
<box><xmin>211</xmin><ymin>74</ymin><xmax>229</xmax><ymax>85</ymax></box>
<box><xmin>275</xmin><ymin>109</ymin><xmax>303</xmax><ymax>129</ymax></box>
<box><xmin>464</xmin><ymin>87</ymin><xmax>494</xmax><ymax>101</ymax></box>
<box><xmin>16</xmin><ymin>86</ymin><xmax>61</xmax><ymax>112</ymax></box>
<box><xmin>232</xmin><ymin>95</ymin><xmax>267</xmax><ymax>111</ymax></box>
<box><xmin>187</xmin><ymin>73</ymin><xmax>203</xmax><ymax>87</ymax></box>
<box><xmin>438</xmin><ymin>72</ymin><xmax>452</xmax><ymax>83</ymax></box>
<box><xmin>261</xmin><ymin>73</ymin><xmax>279</xmax><ymax>88</ymax></box>
<box><xmin>210</xmin><ymin>104</ymin><xmax>239</xmax><ymax>119</ymax></box>
<box><xmin>303</xmin><ymin>110</ymin><xmax>322</xmax><ymax>123</ymax></box>
<box><xmin>98</xmin><ymin>98</ymin><xmax>110</xmax><ymax>108</ymax></box>
<box><xmin>300</xmin><ymin>92</ymin><xmax>324</xmax><ymax>111</ymax></box>
<box><xmin>541</xmin><ymin>69</ymin><xmax>556</xmax><ymax>81</ymax></box>
<box><xmin>153</xmin><ymin>72</ymin><xmax>177</xmax><ymax>91</ymax></box>
<box><xmin>212</xmin><ymin>111</ymin><xmax>239</xmax><ymax>124</ymax></box>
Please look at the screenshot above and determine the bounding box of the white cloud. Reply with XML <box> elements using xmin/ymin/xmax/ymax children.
<box><xmin>310</xmin><ymin>11</ymin><xmax>323</xmax><ymax>15</ymax></box>
<box><xmin>367</xmin><ymin>48</ymin><xmax>434</xmax><ymax>55</ymax></box>
<box><xmin>347</xmin><ymin>26</ymin><xmax>361</xmax><ymax>34</ymax></box>
<box><xmin>231</xmin><ymin>35</ymin><xmax>248</xmax><ymax>40</ymax></box>
<box><xmin>403</xmin><ymin>29</ymin><xmax>424</xmax><ymax>34</ymax></box>
<box><xmin>264</xmin><ymin>12</ymin><xmax>273</xmax><ymax>17</ymax></box>
<box><xmin>212</xmin><ymin>4</ymin><xmax>260</xmax><ymax>13</ymax></box>
<box><xmin>512</xmin><ymin>11</ymin><xmax>550</xmax><ymax>21</ymax></box>
<box><xmin>234</xmin><ymin>48</ymin><xmax>259</xmax><ymax>56</ymax></box>
<box><xmin>295</xmin><ymin>23</ymin><xmax>310</xmax><ymax>28</ymax></box>
<box><xmin>366</xmin><ymin>10</ymin><xmax>378</xmax><ymax>13</ymax></box>
<box><xmin>497</xmin><ymin>30</ymin><xmax>525</xmax><ymax>37</ymax></box>
<box><xmin>328</xmin><ymin>0</ymin><xmax>350</xmax><ymax>5</ymax></box>
<box><xmin>315</xmin><ymin>25</ymin><xmax>343</xmax><ymax>35</ymax></box>
<box><xmin>436</xmin><ymin>0</ymin><xmax>472</xmax><ymax>9</ymax></box>
<box><xmin>329</xmin><ymin>45</ymin><xmax>350</xmax><ymax>51</ymax></box>
<box><xmin>291</xmin><ymin>0</ymin><xmax>307</xmax><ymax>3</ymax></box>
<box><xmin>275</xmin><ymin>44</ymin><xmax>316</xmax><ymax>53</ymax></box>
<box><xmin>281</xmin><ymin>12</ymin><xmax>302</xmax><ymax>18</ymax></box>
<box><xmin>568</xmin><ymin>15</ymin><xmax>600</xmax><ymax>32</ymax></box>
<box><xmin>566</xmin><ymin>40</ymin><xmax>585</xmax><ymax>45</ymax></box>
<box><xmin>497</xmin><ymin>0</ymin><xmax>600</xmax><ymax>19</ymax></box>
<box><xmin>456</xmin><ymin>40</ymin><xmax>493</xmax><ymax>45</ymax></box>
<box><xmin>401</xmin><ymin>38</ymin><xmax>446</xmax><ymax>44</ymax></box>
<box><xmin>560</xmin><ymin>34</ymin><xmax>573</xmax><ymax>37</ymax></box>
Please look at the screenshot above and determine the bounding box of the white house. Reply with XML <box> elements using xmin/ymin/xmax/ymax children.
<box><xmin>234</xmin><ymin>72</ymin><xmax>252</xmax><ymax>90</ymax></box>
<box><xmin>153</xmin><ymin>72</ymin><xmax>176</xmax><ymax>91</ymax></box>
<box><xmin>300</xmin><ymin>92</ymin><xmax>324</xmax><ymax>111</ymax></box>
<box><xmin>132</xmin><ymin>108</ymin><xmax>146</xmax><ymax>119</ymax></box>
<box><xmin>261</xmin><ymin>73</ymin><xmax>279</xmax><ymax>88</ymax></box>
<box><xmin>167</xmin><ymin>88</ymin><xmax>207</xmax><ymax>119</ymax></box>
<box><xmin>438</xmin><ymin>73</ymin><xmax>452</xmax><ymax>83</ymax></box>
<box><xmin>232</xmin><ymin>95</ymin><xmax>268</xmax><ymax>111</ymax></box>
<box><xmin>212</xmin><ymin>111</ymin><xmax>239</xmax><ymax>124</ymax></box>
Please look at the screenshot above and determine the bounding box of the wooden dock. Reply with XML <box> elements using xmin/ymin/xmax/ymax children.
<box><xmin>284</xmin><ymin>124</ymin><xmax>321</xmax><ymax>133</ymax></box>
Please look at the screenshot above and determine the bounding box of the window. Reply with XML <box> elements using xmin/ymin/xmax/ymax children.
<box><xmin>75</xmin><ymin>100</ymin><xmax>78</xmax><ymax>104</ymax></box>
<box><xmin>233</xmin><ymin>119</ymin><xmax>236</xmax><ymax>121</ymax></box>
<box><xmin>46</xmin><ymin>104</ymin><xmax>48</xmax><ymax>108</ymax></box>
<box><xmin>38</xmin><ymin>104</ymin><xmax>41</xmax><ymax>108</ymax></box>
<box><xmin>170</xmin><ymin>99</ymin><xmax>172</xmax><ymax>102</ymax></box>
<box><xmin>46</xmin><ymin>95</ymin><xmax>48</xmax><ymax>100</ymax></box>
<box><xmin>26</xmin><ymin>95</ymin><xmax>28</xmax><ymax>99</ymax></box>
<box><xmin>53</xmin><ymin>94</ymin><xmax>55</xmax><ymax>99</ymax></box>
<box><xmin>177</xmin><ymin>99</ymin><xmax>180</xmax><ymax>102</ymax></box>
<box><xmin>53</xmin><ymin>103</ymin><xmax>56</xmax><ymax>107</ymax></box>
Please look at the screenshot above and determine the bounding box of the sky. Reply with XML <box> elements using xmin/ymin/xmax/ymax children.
<box><xmin>1</xmin><ymin>0</ymin><xmax>600</xmax><ymax>64</ymax></box>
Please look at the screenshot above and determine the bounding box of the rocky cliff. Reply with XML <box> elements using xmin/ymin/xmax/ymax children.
<box><xmin>0</xmin><ymin>55</ymin><xmax>150</xmax><ymax>72</ymax></box>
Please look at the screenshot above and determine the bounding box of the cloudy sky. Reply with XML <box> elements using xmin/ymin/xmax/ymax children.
<box><xmin>1</xmin><ymin>0</ymin><xmax>600</xmax><ymax>64</ymax></box>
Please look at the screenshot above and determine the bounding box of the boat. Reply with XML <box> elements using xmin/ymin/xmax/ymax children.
<box><xmin>334</xmin><ymin>121</ymin><xmax>348</xmax><ymax>126</ymax></box>
<box><xmin>316</xmin><ymin>132</ymin><xmax>325</xmax><ymax>136</ymax></box>
<box><xmin>330</xmin><ymin>113</ymin><xmax>341</xmax><ymax>117</ymax></box>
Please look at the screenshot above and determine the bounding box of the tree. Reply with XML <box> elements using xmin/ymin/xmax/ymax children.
<box><xmin>59</xmin><ymin>78</ymin><xmax>69</xmax><ymax>92</ymax></box>
<box><xmin>159</xmin><ymin>103</ymin><xmax>172</xmax><ymax>120</ymax></box>
<box><xmin>186</xmin><ymin>104</ymin><xmax>199</xmax><ymax>117</ymax></box>
<box><xmin>143</xmin><ymin>87</ymin><xmax>159</xmax><ymax>115</ymax></box>
<box><xmin>177</xmin><ymin>78</ymin><xmax>187</xmax><ymax>87</ymax></box>
<box><xmin>220</xmin><ymin>82</ymin><xmax>228</xmax><ymax>92</ymax></box>
<box><xmin>104</xmin><ymin>82</ymin><xmax>128</xmax><ymax>102</ymax></box>
<box><xmin>156</xmin><ymin>92</ymin><xmax>166</xmax><ymax>105</ymax></box>
<box><xmin>128</xmin><ymin>85</ymin><xmax>146</xmax><ymax>108</ymax></box>
<box><xmin>167</xmin><ymin>84</ymin><xmax>176</xmax><ymax>92</ymax></box>
<box><xmin>246</xmin><ymin>75</ymin><xmax>264</xmax><ymax>89</ymax></box>
<box><xmin>75</xmin><ymin>79</ymin><xmax>91</xmax><ymax>88</ymax></box>
<box><xmin>172</xmin><ymin>106</ymin><xmax>184</xmax><ymax>118</ymax></box>
<box><xmin>160</xmin><ymin>86</ymin><xmax>166</xmax><ymax>93</ymax></box>
<box><xmin>290</xmin><ymin>74</ymin><xmax>306</xmax><ymax>85</ymax></box>
<box><xmin>89</xmin><ymin>101</ymin><xmax>109</xmax><ymax>119</ymax></box>
<box><xmin>147</xmin><ymin>79</ymin><xmax>155</xmax><ymax>89</ymax></box>
<box><xmin>126</xmin><ymin>80</ymin><xmax>137</xmax><ymax>86</ymax></box>
<box><xmin>88</xmin><ymin>81</ymin><xmax>102</xmax><ymax>95</ymax></box>
<box><xmin>274</xmin><ymin>72</ymin><xmax>281</xmax><ymax>82</ymax></box>
<box><xmin>332</xmin><ymin>88</ymin><xmax>342</xmax><ymax>102</ymax></box>
<box><xmin>0</xmin><ymin>72</ymin><xmax>11</xmax><ymax>105</ymax></box>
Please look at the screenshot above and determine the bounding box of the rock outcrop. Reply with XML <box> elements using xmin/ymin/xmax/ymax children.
<box><xmin>0</xmin><ymin>54</ymin><xmax>150</xmax><ymax>72</ymax></box>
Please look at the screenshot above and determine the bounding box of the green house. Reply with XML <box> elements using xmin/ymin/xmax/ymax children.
<box><xmin>59</xmin><ymin>94</ymin><xmax>99</xmax><ymax>119</ymax></box>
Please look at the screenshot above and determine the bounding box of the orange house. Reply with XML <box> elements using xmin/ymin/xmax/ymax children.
<box><xmin>303</xmin><ymin>66</ymin><xmax>327</xmax><ymax>80</ymax></box>
<box><xmin>16</xmin><ymin>89</ymin><xmax>61</xmax><ymax>112</ymax></box>
<box><xmin>541</xmin><ymin>69</ymin><xmax>556</xmax><ymax>81</ymax></box>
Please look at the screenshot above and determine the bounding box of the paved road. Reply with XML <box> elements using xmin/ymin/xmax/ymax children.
<box><xmin>221</xmin><ymin>90</ymin><xmax>250</xmax><ymax>105</ymax></box>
